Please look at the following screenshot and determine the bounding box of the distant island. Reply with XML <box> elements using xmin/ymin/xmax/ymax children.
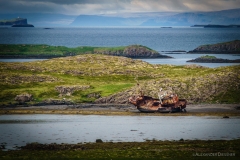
<box><xmin>187</xmin><ymin>55</ymin><xmax>240</xmax><ymax>63</ymax></box>
<box><xmin>0</xmin><ymin>17</ymin><xmax>34</xmax><ymax>27</ymax></box>
<box><xmin>0</xmin><ymin>44</ymin><xmax>172</xmax><ymax>59</ymax></box>
<box><xmin>191</xmin><ymin>24</ymin><xmax>240</xmax><ymax>28</ymax></box>
<box><xmin>12</xmin><ymin>24</ymin><xmax>34</xmax><ymax>27</ymax></box>
<box><xmin>188</xmin><ymin>40</ymin><xmax>240</xmax><ymax>54</ymax></box>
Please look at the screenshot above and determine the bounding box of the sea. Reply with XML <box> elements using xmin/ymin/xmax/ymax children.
<box><xmin>0</xmin><ymin>27</ymin><xmax>240</xmax><ymax>67</ymax></box>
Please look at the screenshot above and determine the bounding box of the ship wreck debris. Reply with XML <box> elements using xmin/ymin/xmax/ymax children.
<box><xmin>128</xmin><ymin>88</ymin><xmax>187</xmax><ymax>113</ymax></box>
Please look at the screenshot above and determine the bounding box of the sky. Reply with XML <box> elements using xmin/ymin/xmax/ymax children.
<box><xmin>1</xmin><ymin>0</ymin><xmax>240</xmax><ymax>15</ymax></box>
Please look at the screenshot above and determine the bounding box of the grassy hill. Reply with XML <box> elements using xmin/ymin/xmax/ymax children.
<box><xmin>0</xmin><ymin>44</ymin><xmax>169</xmax><ymax>58</ymax></box>
<box><xmin>189</xmin><ymin>40</ymin><xmax>240</xmax><ymax>53</ymax></box>
<box><xmin>0</xmin><ymin>54</ymin><xmax>239</xmax><ymax>106</ymax></box>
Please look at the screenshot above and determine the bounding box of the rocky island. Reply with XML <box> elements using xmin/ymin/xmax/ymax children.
<box><xmin>187</xmin><ymin>55</ymin><xmax>240</xmax><ymax>63</ymax></box>
<box><xmin>0</xmin><ymin>17</ymin><xmax>34</xmax><ymax>27</ymax></box>
<box><xmin>191</xmin><ymin>24</ymin><xmax>240</xmax><ymax>28</ymax></box>
<box><xmin>0</xmin><ymin>44</ymin><xmax>172</xmax><ymax>59</ymax></box>
<box><xmin>188</xmin><ymin>40</ymin><xmax>240</xmax><ymax>54</ymax></box>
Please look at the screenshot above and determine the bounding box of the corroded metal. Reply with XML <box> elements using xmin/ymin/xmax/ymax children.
<box><xmin>128</xmin><ymin>93</ymin><xmax>187</xmax><ymax>113</ymax></box>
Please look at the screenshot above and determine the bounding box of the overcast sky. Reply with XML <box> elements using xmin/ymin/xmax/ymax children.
<box><xmin>1</xmin><ymin>0</ymin><xmax>240</xmax><ymax>15</ymax></box>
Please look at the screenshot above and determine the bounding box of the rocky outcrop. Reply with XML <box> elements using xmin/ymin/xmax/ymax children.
<box><xmin>95</xmin><ymin>68</ymin><xmax>240</xmax><ymax>104</ymax></box>
<box><xmin>55</xmin><ymin>85</ymin><xmax>90</xmax><ymax>96</ymax></box>
<box><xmin>15</xmin><ymin>94</ymin><xmax>33</xmax><ymax>104</ymax></box>
<box><xmin>94</xmin><ymin>90</ymin><xmax>133</xmax><ymax>104</ymax></box>
<box><xmin>94</xmin><ymin>45</ymin><xmax>172</xmax><ymax>58</ymax></box>
<box><xmin>189</xmin><ymin>40</ymin><xmax>240</xmax><ymax>53</ymax></box>
<box><xmin>122</xmin><ymin>45</ymin><xmax>170</xmax><ymax>58</ymax></box>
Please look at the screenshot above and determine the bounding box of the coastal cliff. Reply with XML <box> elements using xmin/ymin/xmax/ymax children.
<box><xmin>0</xmin><ymin>17</ymin><xmax>34</xmax><ymax>27</ymax></box>
<box><xmin>189</xmin><ymin>40</ymin><xmax>240</xmax><ymax>53</ymax></box>
<box><xmin>0</xmin><ymin>18</ymin><xmax>27</xmax><ymax>25</ymax></box>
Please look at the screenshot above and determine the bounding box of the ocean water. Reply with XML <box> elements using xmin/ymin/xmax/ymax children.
<box><xmin>0</xmin><ymin>27</ymin><xmax>240</xmax><ymax>67</ymax></box>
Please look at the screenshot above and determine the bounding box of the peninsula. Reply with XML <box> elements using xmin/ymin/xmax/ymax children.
<box><xmin>188</xmin><ymin>40</ymin><xmax>240</xmax><ymax>54</ymax></box>
<box><xmin>0</xmin><ymin>44</ymin><xmax>171</xmax><ymax>59</ymax></box>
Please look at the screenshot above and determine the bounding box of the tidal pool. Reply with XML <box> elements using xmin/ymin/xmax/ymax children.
<box><xmin>0</xmin><ymin>114</ymin><xmax>240</xmax><ymax>150</ymax></box>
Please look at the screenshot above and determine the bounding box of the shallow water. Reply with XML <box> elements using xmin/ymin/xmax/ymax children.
<box><xmin>0</xmin><ymin>114</ymin><xmax>240</xmax><ymax>150</ymax></box>
<box><xmin>140</xmin><ymin>53</ymin><xmax>240</xmax><ymax>68</ymax></box>
<box><xmin>1</xmin><ymin>53</ymin><xmax>239</xmax><ymax>68</ymax></box>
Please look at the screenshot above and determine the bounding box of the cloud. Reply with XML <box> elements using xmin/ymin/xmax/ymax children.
<box><xmin>0</xmin><ymin>0</ymin><xmax>240</xmax><ymax>15</ymax></box>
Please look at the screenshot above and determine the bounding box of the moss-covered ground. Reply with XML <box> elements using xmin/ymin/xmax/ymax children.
<box><xmin>0</xmin><ymin>53</ymin><xmax>240</xmax><ymax>105</ymax></box>
<box><xmin>0</xmin><ymin>139</ymin><xmax>239</xmax><ymax>159</ymax></box>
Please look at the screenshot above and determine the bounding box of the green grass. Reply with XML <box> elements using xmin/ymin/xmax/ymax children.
<box><xmin>0</xmin><ymin>44</ymin><xmax>160</xmax><ymax>58</ymax></box>
<box><xmin>200</xmin><ymin>55</ymin><xmax>217</xmax><ymax>59</ymax></box>
<box><xmin>0</xmin><ymin>53</ymin><xmax>240</xmax><ymax>105</ymax></box>
<box><xmin>0</xmin><ymin>44</ymin><xmax>95</xmax><ymax>56</ymax></box>
<box><xmin>0</xmin><ymin>140</ymin><xmax>239</xmax><ymax>160</ymax></box>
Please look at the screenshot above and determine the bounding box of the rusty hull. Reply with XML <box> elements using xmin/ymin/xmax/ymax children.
<box><xmin>128</xmin><ymin>95</ymin><xmax>187</xmax><ymax>113</ymax></box>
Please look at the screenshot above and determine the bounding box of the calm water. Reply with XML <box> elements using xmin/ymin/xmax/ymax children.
<box><xmin>1</xmin><ymin>54</ymin><xmax>239</xmax><ymax>68</ymax></box>
<box><xmin>1</xmin><ymin>27</ymin><xmax>240</xmax><ymax>51</ymax></box>
<box><xmin>0</xmin><ymin>115</ymin><xmax>240</xmax><ymax>150</ymax></box>
<box><xmin>1</xmin><ymin>27</ymin><xmax>240</xmax><ymax>67</ymax></box>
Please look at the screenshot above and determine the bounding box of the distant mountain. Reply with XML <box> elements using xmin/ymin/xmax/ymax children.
<box><xmin>149</xmin><ymin>8</ymin><xmax>240</xmax><ymax>26</ymax></box>
<box><xmin>1</xmin><ymin>8</ymin><xmax>240</xmax><ymax>27</ymax></box>
<box><xmin>71</xmin><ymin>8</ymin><xmax>240</xmax><ymax>27</ymax></box>
<box><xmin>70</xmin><ymin>15</ymin><xmax>145</xmax><ymax>26</ymax></box>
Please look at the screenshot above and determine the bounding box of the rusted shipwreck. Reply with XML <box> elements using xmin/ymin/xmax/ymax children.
<box><xmin>128</xmin><ymin>89</ymin><xmax>187</xmax><ymax>113</ymax></box>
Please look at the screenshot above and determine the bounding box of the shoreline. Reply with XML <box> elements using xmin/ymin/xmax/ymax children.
<box><xmin>1</xmin><ymin>103</ymin><xmax>240</xmax><ymax>116</ymax></box>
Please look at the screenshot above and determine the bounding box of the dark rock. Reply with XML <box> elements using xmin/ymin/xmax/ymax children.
<box><xmin>96</xmin><ymin>139</ymin><xmax>103</xmax><ymax>143</ymax></box>
<box><xmin>37</xmin><ymin>99</ymin><xmax>74</xmax><ymax>105</ymax></box>
<box><xmin>87</xmin><ymin>92</ymin><xmax>101</xmax><ymax>99</ymax></box>
<box><xmin>15</xmin><ymin>94</ymin><xmax>33</xmax><ymax>103</ymax></box>
<box><xmin>223</xmin><ymin>116</ymin><xmax>229</xmax><ymax>118</ymax></box>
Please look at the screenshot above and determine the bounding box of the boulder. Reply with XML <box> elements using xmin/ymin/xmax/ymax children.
<box><xmin>15</xmin><ymin>93</ymin><xmax>33</xmax><ymax>103</ymax></box>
